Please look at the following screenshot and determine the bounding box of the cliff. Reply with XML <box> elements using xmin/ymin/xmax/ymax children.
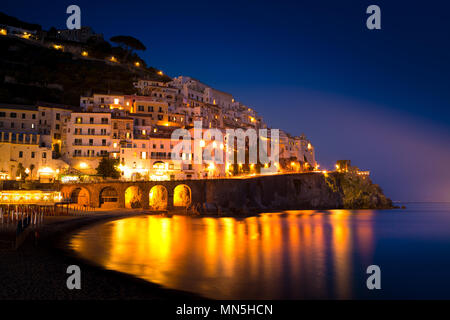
<box><xmin>324</xmin><ymin>172</ymin><xmax>393</xmax><ymax>209</ymax></box>
<box><xmin>201</xmin><ymin>172</ymin><xmax>393</xmax><ymax>214</ymax></box>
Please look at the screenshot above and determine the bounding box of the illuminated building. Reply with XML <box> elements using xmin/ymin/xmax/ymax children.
<box><xmin>0</xmin><ymin>190</ymin><xmax>62</xmax><ymax>204</ymax></box>
<box><xmin>65</xmin><ymin>112</ymin><xmax>113</xmax><ymax>174</ymax></box>
<box><xmin>80</xmin><ymin>94</ymin><xmax>125</xmax><ymax>112</ymax></box>
<box><xmin>0</xmin><ymin>103</ymin><xmax>71</xmax><ymax>181</ymax></box>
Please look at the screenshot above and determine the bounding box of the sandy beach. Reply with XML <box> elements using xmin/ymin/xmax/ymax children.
<box><xmin>0</xmin><ymin>210</ymin><xmax>203</xmax><ymax>300</ymax></box>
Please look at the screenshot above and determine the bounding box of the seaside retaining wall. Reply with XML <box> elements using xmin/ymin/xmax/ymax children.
<box><xmin>59</xmin><ymin>172</ymin><xmax>391</xmax><ymax>212</ymax></box>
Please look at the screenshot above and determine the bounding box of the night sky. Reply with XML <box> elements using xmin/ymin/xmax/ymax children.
<box><xmin>2</xmin><ymin>0</ymin><xmax>449</xmax><ymax>202</ymax></box>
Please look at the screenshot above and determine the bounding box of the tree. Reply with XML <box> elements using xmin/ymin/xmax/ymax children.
<box><xmin>96</xmin><ymin>157</ymin><xmax>120</xmax><ymax>179</ymax></box>
<box><xmin>110</xmin><ymin>35</ymin><xmax>146</xmax><ymax>61</ymax></box>
<box><xmin>87</xmin><ymin>37</ymin><xmax>112</xmax><ymax>59</ymax></box>
<box><xmin>29</xmin><ymin>164</ymin><xmax>35</xmax><ymax>180</ymax></box>
<box><xmin>16</xmin><ymin>163</ymin><xmax>28</xmax><ymax>181</ymax></box>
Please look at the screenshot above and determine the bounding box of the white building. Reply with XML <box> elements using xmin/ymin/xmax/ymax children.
<box><xmin>65</xmin><ymin>112</ymin><xmax>112</xmax><ymax>174</ymax></box>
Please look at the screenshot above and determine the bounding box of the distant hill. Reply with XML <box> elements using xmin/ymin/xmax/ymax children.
<box><xmin>0</xmin><ymin>11</ymin><xmax>42</xmax><ymax>31</ymax></box>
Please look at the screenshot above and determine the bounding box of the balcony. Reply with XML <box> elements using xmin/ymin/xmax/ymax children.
<box><xmin>72</xmin><ymin>152</ymin><xmax>109</xmax><ymax>158</ymax></box>
<box><xmin>150</xmin><ymin>154</ymin><xmax>171</xmax><ymax>160</ymax></box>
<box><xmin>74</xmin><ymin>122</ymin><xmax>110</xmax><ymax>125</ymax></box>
<box><xmin>74</xmin><ymin>132</ymin><xmax>110</xmax><ymax>136</ymax></box>
<box><xmin>72</xmin><ymin>143</ymin><xmax>111</xmax><ymax>147</ymax></box>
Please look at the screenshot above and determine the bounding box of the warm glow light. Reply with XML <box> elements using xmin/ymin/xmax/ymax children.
<box><xmin>173</xmin><ymin>185</ymin><xmax>191</xmax><ymax>207</ymax></box>
<box><xmin>212</xmin><ymin>141</ymin><xmax>217</xmax><ymax>148</ymax></box>
<box><xmin>200</xmin><ymin>140</ymin><xmax>205</xmax><ymax>147</ymax></box>
<box><xmin>135</xmin><ymin>61</ymin><xmax>140</xmax><ymax>67</ymax></box>
<box><xmin>53</xmin><ymin>44</ymin><xmax>63</xmax><ymax>50</ymax></box>
<box><xmin>0</xmin><ymin>29</ymin><xmax>7</xmax><ymax>36</ymax></box>
<box><xmin>158</xmin><ymin>71</ymin><xmax>163</xmax><ymax>75</ymax></box>
<box><xmin>61</xmin><ymin>175</ymin><xmax>79</xmax><ymax>183</ymax></box>
<box><xmin>79</xmin><ymin>162</ymin><xmax>88</xmax><ymax>169</ymax></box>
<box><xmin>38</xmin><ymin>167</ymin><xmax>54</xmax><ymax>174</ymax></box>
<box><xmin>114</xmin><ymin>98</ymin><xmax>119</xmax><ymax>104</ymax></box>
<box><xmin>0</xmin><ymin>190</ymin><xmax>61</xmax><ymax>204</ymax></box>
<box><xmin>110</xmin><ymin>56</ymin><xmax>118</xmax><ymax>63</ymax></box>
<box><xmin>307</xmin><ymin>143</ymin><xmax>312</xmax><ymax>150</ymax></box>
<box><xmin>81</xmin><ymin>51</ymin><xmax>88</xmax><ymax>56</ymax></box>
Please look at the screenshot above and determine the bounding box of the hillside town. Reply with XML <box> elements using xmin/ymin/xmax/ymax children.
<box><xmin>0</xmin><ymin>77</ymin><xmax>317</xmax><ymax>183</ymax></box>
<box><xmin>0</xmin><ymin>17</ymin><xmax>317</xmax><ymax>183</ymax></box>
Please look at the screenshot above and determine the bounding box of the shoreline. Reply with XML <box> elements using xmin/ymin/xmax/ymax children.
<box><xmin>0</xmin><ymin>206</ymin><xmax>398</xmax><ymax>300</ymax></box>
<box><xmin>0</xmin><ymin>210</ymin><xmax>205</xmax><ymax>300</ymax></box>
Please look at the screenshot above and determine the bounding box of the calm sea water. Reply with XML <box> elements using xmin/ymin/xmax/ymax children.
<box><xmin>69</xmin><ymin>203</ymin><xmax>450</xmax><ymax>299</ymax></box>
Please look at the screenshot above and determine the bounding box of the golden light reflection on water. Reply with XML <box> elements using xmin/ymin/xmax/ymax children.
<box><xmin>70</xmin><ymin>210</ymin><xmax>375</xmax><ymax>299</ymax></box>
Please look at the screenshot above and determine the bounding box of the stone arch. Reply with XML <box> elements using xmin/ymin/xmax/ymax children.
<box><xmin>173</xmin><ymin>184</ymin><xmax>191</xmax><ymax>207</ymax></box>
<box><xmin>70</xmin><ymin>187</ymin><xmax>90</xmax><ymax>206</ymax></box>
<box><xmin>125</xmin><ymin>185</ymin><xmax>143</xmax><ymax>208</ymax></box>
<box><xmin>99</xmin><ymin>186</ymin><xmax>119</xmax><ymax>209</ymax></box>
<box><xmin>149</xmin><ymin>185</ymin><xmax>168</xmax><ymax>210</ymax></box>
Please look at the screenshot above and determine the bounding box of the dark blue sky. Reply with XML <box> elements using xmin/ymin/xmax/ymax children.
<box><xmin>2</xmin><ymin>0</ymin><xmax>450</xmax><ymax>201</ymax></box>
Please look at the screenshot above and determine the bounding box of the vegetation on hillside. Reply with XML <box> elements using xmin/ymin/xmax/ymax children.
<box><xmin>0</xmin><ymin>12</ymin><xmax>42</xmax><ymax>31</ymax></box>
<box><xmin>0</xmin><ymin>36</ymin><xmax>169</xmax><ymax>105</ymax></box>
<box><xmin>325</xmin><ymin>172</ymin><xmax>393</xmax><ymax>209</ymax></box>
<box><xmin>110</xmin><ymin>35</ymin><xmax>146</xmax><ymax>60</ymax></box>
<box><xmin>0</xmin><ymin>11</ymin><xmax>171</xmax><ymax>106</ymax></box>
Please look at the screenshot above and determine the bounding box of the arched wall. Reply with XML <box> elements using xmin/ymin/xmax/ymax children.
<box><xmin>99</xmin><ymin>186</ymin><xmax>119</xmax><ymax>209</ymax></box>
<box><xmin>70</xmin><ymin>187</ymin><xmax>90</xmax><ymax>206</ymax></box>
<box><xmin>149</xmin><ymin>185</ymin><xmax>168</xmax><ymax>210</ymax></box>
<box><xmin>173</xmin><ymin>184</ymin><xmax>192</xmax><ymax>207</ymax></box>
<box><xmin>125</xmin><ymin>186</ymin><xmax>143</xmax><ymax>208</ymax></box>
